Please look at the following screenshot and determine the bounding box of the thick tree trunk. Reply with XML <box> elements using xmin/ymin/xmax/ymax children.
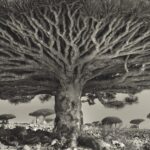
<box><xmin>54</xmin><ymin>83</ymin><xmax>82</xmax><ymax>148</ymax></box>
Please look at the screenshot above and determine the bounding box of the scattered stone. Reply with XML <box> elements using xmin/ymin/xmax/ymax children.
<box><xmin>22</xmin><ymin>145</ymin><xmax>31</xmax><ymax>150</ymax></box>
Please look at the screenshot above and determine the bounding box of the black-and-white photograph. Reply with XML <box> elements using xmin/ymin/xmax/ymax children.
<box><xmin>0</xmin><ymin>0</ymin><xmax>150</xmax><ymax>149</ymax></box>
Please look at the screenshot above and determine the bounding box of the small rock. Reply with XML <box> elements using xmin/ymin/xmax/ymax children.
<box><xmin>23</xmin><ymin>145</ymin><xmax>31</xmax><ymax>150</ymax></box>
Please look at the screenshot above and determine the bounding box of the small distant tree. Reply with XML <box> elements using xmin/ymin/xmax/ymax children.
<box><xmin>0</xmin><ymin>114</ymin><xmax>16</xmax><ymax>124</ymax></box>
<box><xmin>101</xmin><ymin>116</ymin><xmax>122</xmax><ymax>128</ymax></box>
<box><xmin>29</xmin><ymin>108</ymin><xmax>54</xmax><ymax>124</ymax></box>
<box><xmin>130</xmin><ymin>119</ymin><xmax>144</xmax><ymax>128</ymax></box>
<box><xmin>29</xmin><ymin>112</ymin><xmax>39</xmax><ymax>124</ymax></box>
<box><xmin>101</xmin><ymin>116</ymin><xmax>122</xmax><ymax>140</ymax></box>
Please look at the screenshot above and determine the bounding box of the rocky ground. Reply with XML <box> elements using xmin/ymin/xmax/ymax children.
<box><xmin>0</xmin><ymin>126</ymin><xmax>150</xmax><ymax>150</ymax></box>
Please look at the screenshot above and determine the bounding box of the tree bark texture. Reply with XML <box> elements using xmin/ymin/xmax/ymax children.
<box><xmin>54</xmin><ymin>83</ymin><xmax>82</xmax><ymax>148</ymax></box>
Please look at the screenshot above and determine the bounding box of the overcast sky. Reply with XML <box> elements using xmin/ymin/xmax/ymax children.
<box><xmin>0</xmin><ymin>90</ymin><xmax>150</xmax><ymax>129</ymax></box>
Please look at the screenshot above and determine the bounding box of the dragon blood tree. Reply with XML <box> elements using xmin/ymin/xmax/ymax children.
<box><xmin>0</xmin><ymin>0</ymin><xmax>150</xmax><ymax>148</ymax></box>
<box><xmin>130</xmin><ymin>119</ymin><xmax>144</xmax><ymax>128</ymax></box>
<box><xmin>29</xmin><ymin>108</ymin><xmax>54</xmax><ymax>123</ymax></box>
<box><xmin>101</xmin><ymin>116</ymin><xmax>122</xmax><ymax>128</ymax></box>
<box><xmin>0</xmin><ymin>114</ymin><xmax>16</xmax><ymax>124</ymax></box>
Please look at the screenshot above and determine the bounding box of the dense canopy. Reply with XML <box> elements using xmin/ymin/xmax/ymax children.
<box><xmin>130</xmin><ymin>119</ymin><xmax>144</xmax><ymax>125</ymax></box>
<box><xmin>0</xmin><ymin>0</ymin><xmax>150</xmax><ymax>100</ymax></box>
<box><xmin>101</xmin><ymin>116</ymin><xmax>122</xmax><ymax>126</ymax></box>
<box><xmin>0</xmin><ymin>0</ymin><xmax>150</xmax><ymax>148</ymax></box>
<box><xmin>0</xmin><ymin>114</ymin><xmax>16</xmax><ymax>124</ymax></box>
<box><xmin>0</xmin><ymin>114</ymin><xmax>16</xmax><ymax>120</ymax></box>
<box><xmin>29</xmin><ymin>108</ymin><xmax>54</xmax><ymax>117</ymax></box>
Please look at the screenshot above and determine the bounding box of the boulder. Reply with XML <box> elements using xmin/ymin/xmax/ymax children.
<box><xmin>23</xmin><ymin>145</ymin><xmax>31</xmax><ymax>150</ymax></box>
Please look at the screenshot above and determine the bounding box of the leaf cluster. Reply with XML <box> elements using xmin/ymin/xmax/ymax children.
<box><xmin>130</xmin><ymin>119</ymin><xmax>144</xmax><ymax>125</ymax></box>
<box><xmin>0</xmin><ymin>114</ymin><xmax>16</xmax><ymax>121</ymax></box>
<box><xmin>101</xmin><ymin>116</ymin><xmax>122</xmax><ymax>125</ymax></box>
<box><xmin>29</xmin><ymin>108</ymin><xmax>55</xmax><ymax>117</ymax></box>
